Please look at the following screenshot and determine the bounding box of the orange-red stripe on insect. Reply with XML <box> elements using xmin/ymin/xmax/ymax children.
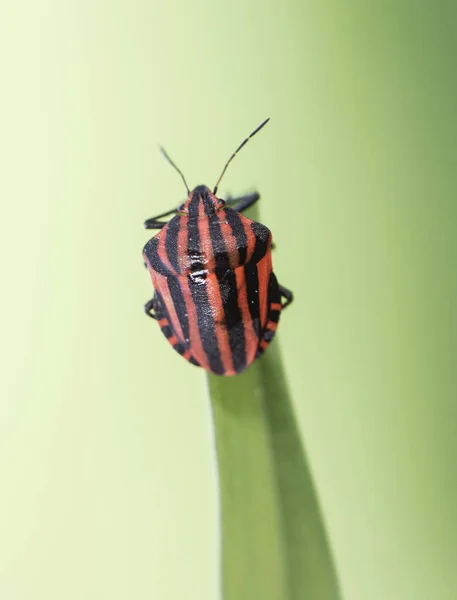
<box><xmin>196</xmin><ymin>200</ymin><xmax>217</xmax><ymax>272</ymax></box>
<box><xmin>217</xmin><ymin>210</ymin><xmax>240</xmax><ymax>269</ymax></box>
<box><xmin>176</xmin><ymin>215</ymin><xmax>189</xmax><ymax>274</ymax></box>
<box><xmin>242</xmin><ymin>217</ymin><xmax>258</xmax><ymax>263</ymax></box>
<box><xmin>151</xmin><ymin>271</ymin><xmax>186</xmax><ymax>345</ymax></box>
<box><xmin>255</xmin><ymin>252</ymin><xmax>272</xmax><ymax>328</ymax></box>
<box><xmin>156</xmin><ymin>226</ymin><xmax>176</xmax><ymax>275</ymax></box>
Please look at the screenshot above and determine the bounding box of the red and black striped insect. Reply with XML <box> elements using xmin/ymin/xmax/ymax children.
<box><xmin>143</xmin><ymin>118</ymin><xmax>293</xmax><ymax>376</ymax></box>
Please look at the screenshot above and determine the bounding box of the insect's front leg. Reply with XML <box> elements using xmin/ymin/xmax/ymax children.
<box><xmin>144</xmin><ymin>207</ymin><xmax>178</xmax><ymax>229</ymax></box>
<box><xmin>226</xmin><ymin>192</ymin><xmax>260</xmax><ymax>213</ymax></box>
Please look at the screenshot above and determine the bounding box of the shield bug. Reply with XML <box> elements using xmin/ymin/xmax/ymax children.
<box><xmin>143</xmin><ymin>118</ymin><xmax>293</xmax><ymax>376</ymax></box>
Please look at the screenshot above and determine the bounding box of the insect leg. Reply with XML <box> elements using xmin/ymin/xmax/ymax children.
<box><xmin>144</xmin><ymin>298</ymin><xmax>156</xmax><ymax>319</ymax></box>
<box><xmin>279</xmin><ymin>284</ymin><xmax>294</xmax><ymax>309</ymax></box>
<box><xmin>226</xmin><ymin>192</ymin><xmax>260</xmax><ymax>213</ymax></box>
<box><xmin>144</xmin><ymin>207</ymin><xmax>177</xmax><ymax>229</ymax></box>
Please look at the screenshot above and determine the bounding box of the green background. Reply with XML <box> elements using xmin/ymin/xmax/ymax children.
<box><xmin>1</xmin><ymin>1</ymin><xmax>456</xmax><ymax>598</ymax></box>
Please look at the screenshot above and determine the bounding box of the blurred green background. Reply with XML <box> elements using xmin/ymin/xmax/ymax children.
<box><xmin>1</xmin><ymin>1</ymin><xmax>456</xmax><ymax>598</ymax></box>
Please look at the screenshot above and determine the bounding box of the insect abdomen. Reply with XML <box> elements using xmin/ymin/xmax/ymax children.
<box><xmin>144</xmin><ymin>207</ymin><xmax>276</xmax><ymax>375</ymax></box>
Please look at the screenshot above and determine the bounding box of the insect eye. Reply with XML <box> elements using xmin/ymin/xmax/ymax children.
<box><xmin>177</xmin><ymin>203</ymin><xmax>187</xmax><ymax>216</ymax></box>
<box><xmin>217</xmin><ymin>198</ymin><xmax>226</xmax><ymax>209</ymax></box>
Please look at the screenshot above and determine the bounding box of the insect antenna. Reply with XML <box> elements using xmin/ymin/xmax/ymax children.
<box><xmin>213</xmin><ymin>118</ymin><xmax>270</xmax><ymax>195</ymax></box>
<box><xmin>160</xmin><ymin>146</ymin><xmax>190</xmax><ymax>195</ymax></box>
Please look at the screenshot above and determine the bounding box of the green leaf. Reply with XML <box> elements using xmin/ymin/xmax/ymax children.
<box><xmin>207</xmin><ymin>342</ymin><xmax>342</xmax><ymax>599</ymax></box>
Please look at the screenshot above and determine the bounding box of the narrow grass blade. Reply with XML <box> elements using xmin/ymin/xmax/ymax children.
<box><xmin>207</xmin><ymin>345</ymin><xmax>341</xmax><ymax>600</ymax></box>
